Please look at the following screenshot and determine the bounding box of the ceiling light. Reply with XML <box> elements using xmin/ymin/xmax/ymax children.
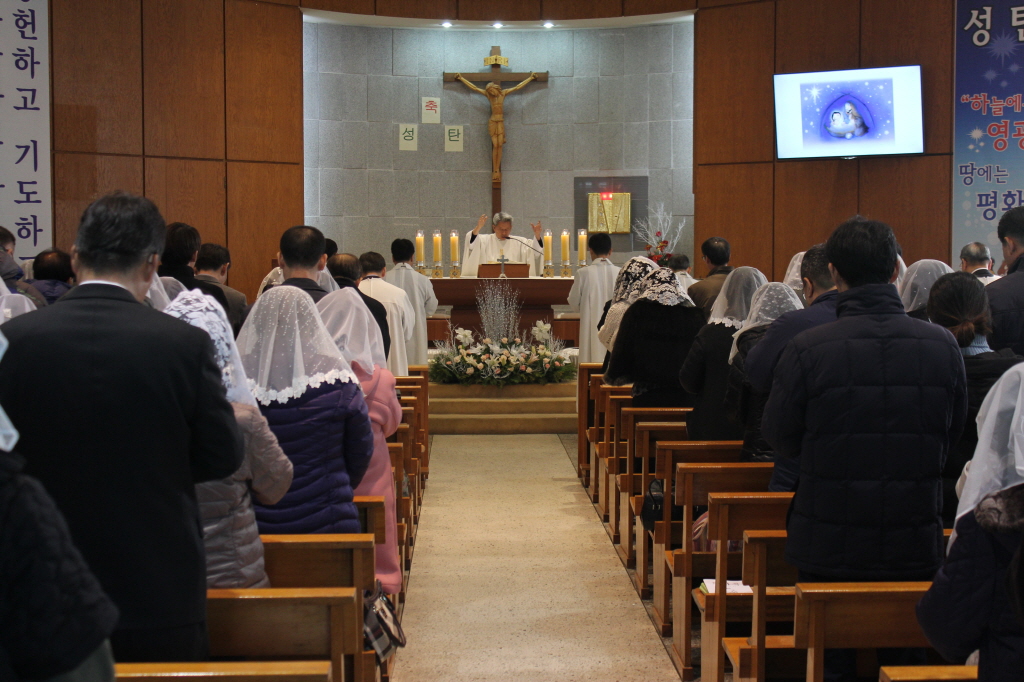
<box><xmin>493</xmin><ymin>22</ymin><xmax>503</xmax><ymax>28</ymax></box>
<box><xmin>442</xmin><ymin>21</ymin><xmax>452</xmax><ymax>28</ymax></box>
<box><xmin>543</xmin><ymin>22</ymin><xmax>554</xmax><ymax>28</ymax></box>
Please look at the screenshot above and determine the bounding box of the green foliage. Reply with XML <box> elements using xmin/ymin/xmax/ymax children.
<box><xmin>428</xmin><ymin>324</ymin><xmax>577</xmax><ymax>387</ymax></box>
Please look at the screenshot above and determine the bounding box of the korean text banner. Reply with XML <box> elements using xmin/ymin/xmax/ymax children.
<box><xmin>0</xmin><ymin>0</ymin><xmax>50</xmax><ymax>261</ymax></box>
<box><xmin>954</xmin><ymin>1</ymin><xmax>1024</xmax><ymax>262</ymax></box>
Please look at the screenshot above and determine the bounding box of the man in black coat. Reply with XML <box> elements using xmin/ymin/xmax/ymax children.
<box><xmin>987</xmin><ymin>207</ymin><xmax>1024</xmax><ymax>353</ymax></box>
<box><xmin>327</xmin><ymin>252</ymin><xmax>391</xmax><ymax>360</ymax></box>
<box><xmin>0</xmin><ymin>193</ymin><xmax>243</xmax><ymax>662</ymax></box>
<box><xmin>156</xmin><ymin>222</ymin><xmax>230</xmax><ymax>311</ymax></box>
<box><xmin>763</xmin><ymin>216</ymin><xmax>968</xmax><ymax>582</ymax></box>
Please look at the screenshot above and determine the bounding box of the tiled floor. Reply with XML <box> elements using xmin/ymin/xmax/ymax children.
<box><xmin>393</xmin><ymin>434</ymin><xmax>679</xmax><ymax>682</ymax></box>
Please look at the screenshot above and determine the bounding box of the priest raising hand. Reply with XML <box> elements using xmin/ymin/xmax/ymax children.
<box><xmin>531</xmin><ymin>220</ymin><xmax>543</xmax><ymax>241</ymax></box>
<box><xmin>462</xmin><ymin>212</ymin><xmax>544</xmax><ymax>277</ymax></box>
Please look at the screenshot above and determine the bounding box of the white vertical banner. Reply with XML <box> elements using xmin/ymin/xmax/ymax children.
<box><xmin>421</xmin><ymin>97</ymin><xmax>440</xmax><ymax>124</ymax></box>
<box><xmin>444</xmin><ymin>125</ymin><xmax>464</xmax><ymax>152</ymax></box>
<box><xmin>0</xmin><ymin>0</ymin><xmax>51</xmax><ymax>261</ymax></box>
<box><xmin>399</xmin><ymin>124</ymin><xmax>418</xmax><ymax>151</ymax></box>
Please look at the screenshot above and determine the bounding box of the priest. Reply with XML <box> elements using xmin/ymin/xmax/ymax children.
<box><xmin>462</xmin><ymin>212</ymin><xmax>544</xmax><ymax>277</ymax></box>
<box><xmin>568</xmin><ymin>233</ymin><xmax>619</xmax><ymax>363</ymax></box>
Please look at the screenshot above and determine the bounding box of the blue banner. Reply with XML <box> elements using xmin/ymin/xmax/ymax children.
<box><xmin>954</xmin><ymin>1</ymin><xmax>1024</xmax><ymax>264</ymax></box>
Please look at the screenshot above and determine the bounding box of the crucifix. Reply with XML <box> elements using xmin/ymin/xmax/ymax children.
<box><xmin>444</xmin><ymin>47</ymin><xmax>548</xmax><ymax>214</ymax></box>
<box><xmin>496</xmin><ymin>251</ymin><xmax>510</xmax><ymax>278</ymax></box>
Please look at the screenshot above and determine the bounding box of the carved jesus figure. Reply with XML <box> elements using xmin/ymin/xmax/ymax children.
<box><xmin>454</xmin><ymin>72</ymin><xmax>538</xmax><ymax>182</ymax></box>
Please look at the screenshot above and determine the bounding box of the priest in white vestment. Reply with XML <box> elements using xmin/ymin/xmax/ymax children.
<box><xmin>384</xmin><ymin>238</ymin><xmax>438</xmax><ymax>366</ymax></box>
<box><xmin>462</xmin><ymin>212</ymin><xmax>545</xmax><ymax>277</ymax></box>
<box><xmin>567</xmin><ymin>233</ymin><xmax>620</xmax><ymax>363</ymax></box>
<box><xmin>358</xmin><ymin>251</ymin><xmax>416</xmax><ymax>376</ymax></box>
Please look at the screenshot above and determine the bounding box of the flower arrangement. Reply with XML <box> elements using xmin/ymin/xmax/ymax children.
<box><xmin>429</xmin><ymin>280</ymin><xmax>576</xmax><ymax>387</ymax></box>
<box><xmin>632</xmin><ymin>203</ymin><xmax>687</xmax><ymax>265</ymax></box>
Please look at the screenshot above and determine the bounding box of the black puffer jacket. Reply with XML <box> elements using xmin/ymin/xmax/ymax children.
<box><xmin>988</xmin><ymin>256</ymin><xmax>1024</xmax><ymax>355</ymax></box>
<box><xmin>679</xmin><ymin>322</ymin><xmax>746</xmax><ymax>441</ymax></box>
<box><xmin>763</xmin><ymin>283</ymin><xmax>968</xmax><ymax>579</ymax></box>
<box><xmin>725</xmin><ymin>326</ymin><xmax>773</xmax><ymax>460</ymax></box>
<box><xmin>0</xmin><ymin>452</ymin><xmax>119</xmax><ymax>680</ymax></box>
<box><xmin>918</xmin><ymin>483</ymin><xmax>1024</xmax><ymax>682</ymax></box>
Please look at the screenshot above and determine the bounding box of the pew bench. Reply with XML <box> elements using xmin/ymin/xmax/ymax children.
<box><xmin>116</xmin><ymin>661</ymin><xmax>333</xmax><ymax>681</ymax></box>
<box><xmin>354</xmin><ymin>496</ymin><xmax>386</xmax><ymax>544</ymax></box>
<box><xmin>260</xmin><ymin>533</ymin><xmax>376</xmax><ymax>590</ymax></box>
<box><xmin>577</xmin><ymin>363</ymin><xmax>604</xmax><ymax>480</ymax></box>
<box><xmin>879</xmin><ymin>666</ymin><xmax>979</xmax><ymax>681</ymax></box>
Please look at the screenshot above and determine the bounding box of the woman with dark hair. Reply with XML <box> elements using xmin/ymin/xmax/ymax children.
<box><xmin>927</xmin><ymin>271</ymin><xmax>1024</xmax><ymax>527</ymax></box>
<box><xmin>900</xmin><ymin>258</ymin><xmax>953</xmax><ymax>320</ymax></box>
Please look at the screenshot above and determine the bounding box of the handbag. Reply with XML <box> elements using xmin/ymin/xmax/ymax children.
<box><xmin>640</xmin><ymin>478</ymin><xmax>685</xmax><ymax>533</ymax></box>
<box><xmin>364</xmin><ymin>580</ymin><xmax>407</xmax><ymax>661</ymax></box>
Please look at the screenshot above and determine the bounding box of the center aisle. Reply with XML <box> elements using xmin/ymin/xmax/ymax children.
<box><xmin>393</xmin><ymin>434</ymin><xmax>678</xmax><ymax>682</ymax></box>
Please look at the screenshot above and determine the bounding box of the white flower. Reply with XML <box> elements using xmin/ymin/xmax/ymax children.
<box><xmin>455</xmin><ymin>327</ymin><xmax>474</xmax><ymax>346</ymax></box>
<box><xmin>532</xmin><ymin>321</ymin><xmax>552</xmax><ymax>343</ymax></box>
<box><xmin>466</xmin><ymin>367</ymin><xmax>475</xmax><ymax>375</ymax></box>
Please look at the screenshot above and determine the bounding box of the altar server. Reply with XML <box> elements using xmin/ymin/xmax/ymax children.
<box><xmin>358</xmin><ymin>251</ymin><xmax>415</xmax><ymax>376</ymax></box>
<box><xmin>568</xmin><ymin>233</ymin><xmax>619</xmax><ymax>363</ymax></box>
<box><xmin>462</xmin><ymin>212</ymin><xmax>544</xmax><ymax>277</ymax></box>
<box><xmin>384</xmin><ymin>238</ymin><xmax>437</xmax><ymax>366</ymax></box>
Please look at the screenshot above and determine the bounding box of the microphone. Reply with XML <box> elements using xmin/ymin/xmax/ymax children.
<box><xmin>506</xmin><ymin>235</ymin><xmax>545</xmax><ymax>256</ymax></box>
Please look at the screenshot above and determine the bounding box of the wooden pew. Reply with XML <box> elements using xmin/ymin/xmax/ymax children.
<box><xmin>587</xmin><ymin>383</ymin><xmax>631</xmax><ymax>503</ymax></box>
<box><xmin>793</xmin><ymin>582</ymin><xmax>932</xmax><ymax>682</ymax></box>
<box><xmin>354</xmin><ymin>496</ymin><xmax>386</xmax><ymax>544</ymax></box>
<box><xmin>879</xmin><ymin>666</ymin><xmax>978</xmax><ymax>681</ymax></box>
<box><xmin>396</xmin><ymin>371</ymin><xmax>430</xmax><ymax>476</ymax></box>
<box><xmin>645</xmin><ymin>441</ymin><xmax>744</xmax><ymax>636</ymax></box>
<box><xmin>596</xmin><ymin>393</ymin><xmax>633</xmax><ymax>522</ymax></box>
<box><xmin>261</xmin><ymin>533</ymin><xmax>376</xmax><ymax>591</ymax></box>
<box><xmin>665</xmin><ymin>462</ymin><xmax>775</xmax><ymax>679</ymax></box>
<box><xmin>577</xmin><ymin>363</ymin><xmax>604</xmax><ymax>479</ymax></box>
<box><xmin>116</xmin><ymin>661</ymin><xmax>333</xmax><ymax>681</ymax></box>
<box><xmin>698</xmin><ymin>491</ymin><xmax>793</xmax><ymax>682</ymax></box>
<box><xmin>207</xmin><ymin>588</ymin><xmax>365</xmax><ymax>682</ymax></box>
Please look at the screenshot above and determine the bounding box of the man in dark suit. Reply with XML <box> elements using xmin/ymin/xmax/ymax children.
<box><xmin>194</xmin><ymin>243</ymin><xmax>247</xmax><ymax>333</ymax></box>
<box><xmin>687</xmin><ymin>236</ymin><xmax>734</xmax><ymax>319</ymax></box>
<box><xmin>327</xmin><ymin>252</ymin><xmax>391</xmax><ymax>359</ymax></box>
<box><xmin>157</xmin><ymin>222</ymin><xmax>230</xmax><ymax>310</ymax></box>
<box><xmin>274</xmin><ymin>225</ymin><xmax>330</xmax><ymax>303</ymax></box>
<box><xmin>0</xmin><ymin>192</ymin><xmax>243</xmax><ymax>662</ymax></box>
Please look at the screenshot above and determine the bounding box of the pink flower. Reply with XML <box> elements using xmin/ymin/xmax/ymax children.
<box><xmin>554</xmin><ymin>361</ymin><xmax>561</xmax><ymax>367</ymax></box>
<box><xmin>446</xmin><ymin>360</ymin><xmax>452</xmax><ymax>365</ymax></box>
<box><xmin>520</xmin><ymin>365</ymin><xmax>526</xmax><ymax>371</ymax></box>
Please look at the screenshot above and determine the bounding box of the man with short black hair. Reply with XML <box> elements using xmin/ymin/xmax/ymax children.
<box><xmin>385</xmin><ymin>238</ymin><xmax>437</xmax><ymax>366</ymax></box>
<box><xmin>194</xmin><ymin>243</ymin><xmax>247</xmax><ymax>332</ymax></box>
<box><xmin>763</xmin><ymin>216</ymin><xmax>966</xmax><ymax>587</ymax></box>
<box><xmin>568</xmin><ymin>233</ymin><xmax>619</xmax><ymax>363</ymax></box>
<box><xmin>25</xmin><ymin>248</ymin><xmax>74</xmax><ymax>304</ymax></box>
<box><xmin>687</xmin><ymin>237</ymin><xmax>734</xmax><ymax>318</ymax></box>
<box><xmin>0</xmin><ymin>192</ymin><xmax>242</xmax><ymax>662</ymax></box>
<box><xmin>327</xmin><ymin>253</ymin><xmax>390</xmax><ymax>359</ymax></box>
<box><xmin>275</xmin><ymin>225</ymin><xmax>330</xmax><ymax>304</ymax></box>
<box><xmin>987</xmin><ymin>207</ymin><xmax>1024</xmax><ymax>354</ymax></box>
<box><xmin>157</xmin><ymin>223</ymin><xmax>229</xmax><ymax>310</ymax></box>
<box><xmin>358</xmin><ymin>251</ymin><xmax>414</xmax><ymax>376</ymax></box>
<box><xmin>959</xmin><ymin>241</ymin><xmax>998</xmax><ymax>284</ymax></box>
<box><xmin>666</xmin><ymin>253</ymin><xmax>697</xmax><ymax>293</ymax></box>
<box><xmin>325</xmin><ymin>238</ymin><xmax>339</xmax><ymax>259</ymax></box>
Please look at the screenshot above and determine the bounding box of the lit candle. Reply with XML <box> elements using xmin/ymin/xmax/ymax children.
<box><xmin>560</xmin><ymin>230</ymin><xmax>570</xmax><ymax>264</ymax></box>
<box><xmin>450</xmin><ymin>230</ymin><xmax>459</xmax><ymax>262</ymax></box>
<box><xmin>415</xmin><ymin>230</ymin><xmax>425</xmax><ymax>262</ymax></box>
<box><xmin>432</xmin><ymin>230</ymin><xmax>442</xmax><ymax>263</ymax></box>
<box><xmin>578</xmin><ymin>229</ymin><xmax>587</xmax><ymax>263</ymax></box>
<box><xmin>543</xmin><ymin>229</ymin><xmax>552</xmax><ymax>262</ymax></box>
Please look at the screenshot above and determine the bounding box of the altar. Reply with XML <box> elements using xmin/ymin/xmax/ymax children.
<box><xmin>427</xmin><ymin>277</ymin><xmax>579</xmax><ymax>345</ymax></box>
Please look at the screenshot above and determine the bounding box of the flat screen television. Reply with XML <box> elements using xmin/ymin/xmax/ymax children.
<box><xmin>773</xmin><ymin>65</ymin><xmax>924</xmax><ymax>160</ymax></box>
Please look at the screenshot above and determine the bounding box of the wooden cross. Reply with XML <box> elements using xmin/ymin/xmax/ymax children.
<box><xmin>445</xmin><ymin>47</ymin><xmax>549</xmax><ymax>215</ymax></box>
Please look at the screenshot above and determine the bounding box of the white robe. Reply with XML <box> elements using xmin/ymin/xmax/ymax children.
<box><xmin>567</xmin><ymin>258</ymin><xmax>620</xmax><ymax>363</ymax></box>
<box><xmin>257</xmin><ymin>267</ymin><xmax>339</xmax><ymax>298</ymax></box>
<box><xmin>358</xmin><ymin>276</ymin><xmax>416</xmax><ymax>377</ymax></box>
<box><xmin>462</xmin><ymin>231</ymin><xmax>544</xmax><ymax>277</ymax></box>
<box><xmin>675</xmin><ymin>271</ymin><xmax>698</xmax><ymax>293</ymax></box>
<box><xmin>384</xmin><ymin>262</ymin><xmax>438</xmax><ymax>366</ymax></box>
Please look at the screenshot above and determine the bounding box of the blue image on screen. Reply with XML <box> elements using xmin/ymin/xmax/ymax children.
<box><xmin>800</xmin><ymin>78</ymin><xmax>895</xmax><ymax>146</ymax></box>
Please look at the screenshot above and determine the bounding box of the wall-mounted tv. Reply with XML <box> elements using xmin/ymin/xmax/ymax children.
<box><xmin>774</xmin><ymin>65</ymin><xmax>924</xmax><ymax>160</ymax></box>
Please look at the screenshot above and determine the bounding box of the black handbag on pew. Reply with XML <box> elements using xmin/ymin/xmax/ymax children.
<box><xmin>364</xmin><ymin>580</ymin><xmax>407</xmax><ymax>661</ymax></box>
<box><xmin>640</xmin><ymin>478</ymin><xmax>685</xmax><ymax>533</ymax></box>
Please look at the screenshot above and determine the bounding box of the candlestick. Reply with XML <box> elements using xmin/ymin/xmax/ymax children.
<box><xmin>542</xmin><ymin>229</ymin><xmax>553</xmax><ymax>278</ymax></box>
<box><xmin>560</xmin><ymin>230</ymin><xmax>570</xmax><ymax>265</ymax></box>
<box><xmin>432</xmin><ymin>230</ymin><xmax>442</xmax><ymax>264</ymax></box>
<box><xmin>449</xmin><ymin>230</ymin><xmax>461</xmax><ymax>278</ymax></box>
<box><xmin>415</xmin><ymin>230</ymin><xmax>425</xmax><ymax>262</ymax></box>
<box><xmin>578</xmin><ymin>229</ymin><xmax>587</xmax><ymax>265</ymax></box>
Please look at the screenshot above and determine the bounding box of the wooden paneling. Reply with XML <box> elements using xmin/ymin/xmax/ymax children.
<box><xmin>300</xmin><ymin>0</ymin><xmax>373</xmax><ymax>13</ymax></box>
<box><xmin>227</xmin><ymin>162</ymin><xmax>303</xmax><ymax>300</ymax></box>
<box><xmin>694</xmin><ymin>2</ymin><xmax>775</xmax><ymax>165</ymax></box>
<box><xmin>53</xmin><ymin>154</ymin><xmax>145</xmax><ymax>251</ymax></box>
<box><xmin>51</xmin><ymin>0</ymin><xmax>142</xmax><ymax>155</ymax></box>
<box><xmin>775</xmin><ymin>0</ymin><xmax>859</xmax><ymax>74</ymax></box>
<box><xmin>225</xmin><ymin>0</ymin><xmax>303</xmax><ymax>163</ymax></box>
<box><xmin>860</xmin><ymin>0</ymin><xmax>955</xmax><ymax>155</ymax></box>
<box><xmin>457</xmin><ymin>0</ymin><xmax>541</xmax><ymax>22</ymax></box>
<box><xmin>542</xmin><ymin>0</ymin><xmax>623</xmax><ymax>20</ymax></box>
<box><xmin>376</xmin><ymin>0</ymin><xmax>457</xmax><ymax>19</ymax></box>
<box><xmin>694</xmin><ymin>163</ymin><xmax>775</xmax><ymax>277</ymax></box>
<box><xmin>145</xmin><ymin>159</ymin><xmax>227</xmax><ymax>246</ymax></box>
<box><xmin>624</xmin><ymin>0</ymin><xmax>696</xmax><ymax>15</ymax></box>
<box><xmin>858</xmin><ymin>155</ymin><xmax>952</xmax><ymax>265</ymax></box>
<box><xmin>773</xmin><ymin>159</ymin><xmax>859</xmax><ymax>278</ymax></box>
<box><xmin>143</xmin><ymin>0</ymin><xmax>225</xmax><ymax>159</ymax></box>
<box><xmin>697</xmin><ymin>0</ymin><xmax>757</xmax><ymax>7</ymax></box>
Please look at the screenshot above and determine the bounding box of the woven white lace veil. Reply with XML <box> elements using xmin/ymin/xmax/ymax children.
<box><xmin>164</xmin><ymin>291</ymin><xmax>257</xmax><ymax>407</ymax></box>
<box><xmin>0</xmin><ymin>331</ymin><xmax>19</xmax><ymax>451</ymax></box>
<box><xmin>899</xmin><ymin>259</ymin><xmax>954</xmax><ymax>313</ymax></box>
<box><xmin>317</xmin><ymin>288</ymin><xmax>387</xmax><ymax>382</ymax></box>
<box><xmin>0</xmin><ymin>292</ymin><xmax>36</xmax><ymax>320</ymax></box>
<box><xmin>708</xmin><ymin>266</ymin><xmax>768</xmax><ymax>329</ymax></box>
<box><xmin>729</xmin><ymin>282</ymin><xmax>803</xmax><ymax>362</ymax></box>
<box><xmin>612</xmin><ymin>256</ymin><xmax>658</xmax><ymax>303</ymax></box>
<box><xmin>146</xmin><ymin>274</ymin><xmax>172</xmax><ymax>311</ymax></box>
<box><xmin>783</xmin><ymin>252</ymin><xmax>805</xmax><ymax>292</ymax></box>
<box><xmin>237</xmin><ymin>285</ymin><xmax>357</xmax><ymax>405</ymax></box>
<box><xmin>633</xmin><ymin>267</ymin><xmax>694</xmax><ymax>307</ymax></box>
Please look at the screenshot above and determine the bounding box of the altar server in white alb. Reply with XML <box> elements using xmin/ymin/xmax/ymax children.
<box><xmin>384</xmin><ymin>238</ymin><xmax>438</xmax><ymax>366</ymax></box>
<box><xmin>462</xmin><ymin>212</ymin><xmax>545</xmax><ymax>277</ymax></box>
<box><xmin>359</xmin><ymin>252</ymin><xmax>416</xmax><ymax>376</ymax></box>
<box><xmin>568</xmin><ymin>233</ymin><xmax>620</xmax><ymax>364</ymax></box>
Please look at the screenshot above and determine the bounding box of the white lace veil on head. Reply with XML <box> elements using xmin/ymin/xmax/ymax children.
<box><xmin>894</xmin><ymin>255</ymin><xmax>908</xmax><ymax>291</ymax></box>
<box><xmin>146</xmin><ymin>274</ymin><xmax>171</xmax><ymax>311</ymax></box>
<box><xmin>257</xmin><ymin>267</ymin><xmax>284</xmax><ymax>300</ymax></box>
<box><xmin>237</xmin><ymin>285</ymin><xmax>357</xmax><ymax>406</ymax></box>
<box><xmin>783</xmin><ymin>252</ymin><xmax>806</xmax><ymax>292</ymax></box>
<box><xmin>317</xmin><ymin>288</ymin><xmax>387</xmax><ymax>382</ymax></box>
<box><xmin>729</xmin><ymin>282</ymin><xmax>804</xmax><ymax>363</ymax></box>
<box><xmin>708</xmin><ymin>266</ymin><xmax>769</xmax><ymax>329</ymax></box>
<box><xmin>899</xmin><ymin>259</ymin><xmax>954</xmax><ymax>313</ymax></box>
<box><xmin>0</xmin><ymin>292</ymin><xmax>36</xmax><ymax>321</ymax></box>
<box><xmin>164</xmin><ymin>291</ymin><xmax>257</xmax><ymax>407</ymax></box>
<box><xmin>0</xmin><ymin>331</ymin><xmax>19</xmax><ymax>451</ymax></box>
<box><xmin>612</xmin><ymin>256</ymin><xmax>658</xmax><ymax>303</ymax></box>
<box><xmin>634</xmin><ymin>267</ymin><xmax>695</xmax><ymax>307</ymax></box>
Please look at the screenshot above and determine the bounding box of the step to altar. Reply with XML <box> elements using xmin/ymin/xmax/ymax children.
<box><xmin>429</xmin><ymin>382</ymin><xmax>577</xmax><ymax>435</ymax></box>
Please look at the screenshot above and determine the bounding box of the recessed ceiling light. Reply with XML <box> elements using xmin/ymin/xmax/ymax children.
<box><xmin>493</xmin><ymin>22</ymin><xmax>503</xmax><ymax>28</ymax></box>
<box><xmin>543</xmin><ymin>22</ymin><xmax>554</xmax><ymax>28</ymax></box>
<box><xmin>442</xmin><ymin>21</ymin><xmax>452</xmax><ymax>28</ymax></box>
